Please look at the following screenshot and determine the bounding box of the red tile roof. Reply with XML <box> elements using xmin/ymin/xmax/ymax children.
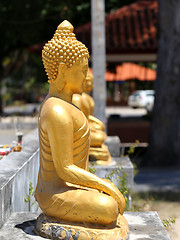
<box><xmin>75</xmin><ymin>0</ymin><xmax>158</xmax><ymax>54</ymax></box>
<box><xmin>105</xmin><ymin>71</ymin><xmax>116</xmax><ymax>82</ymax></box>
<box><xmin>90</xmin><ymin>63</ymin><xmax>156</xmax><ymax>81</ymax></box>
<box><xmin>115</xmin><ymin>63</ymin><xmax>156</xmax><ymax>81</ymax></box>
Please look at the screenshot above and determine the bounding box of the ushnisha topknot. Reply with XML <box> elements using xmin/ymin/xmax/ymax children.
<box><xmin>42</xmin><ymin>20</ymin><xmax>89</xmax><ymax>83</ymax></box>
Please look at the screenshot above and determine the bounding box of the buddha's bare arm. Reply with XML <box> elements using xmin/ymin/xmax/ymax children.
<box><xmin>72</xmin><ymin>94</ymin><xmax>82</xmax><ymax>110</ymax></box>
<box><xmin>73</xmin><ymin>94</ymin><xmax>90</xmax><ymax>118</ymax></box>
<box><xmin>43</xmin><ymin>103</ymin><xmax>125</xmax><ymax>214</ymax></box>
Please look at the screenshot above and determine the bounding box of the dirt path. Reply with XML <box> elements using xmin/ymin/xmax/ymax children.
<box><xmin>131</xmin><ymin>197</ymin><xmax>180</xmax><ymax>240</ymax></box>
<box><xmin>151</xmin><ymin>201</ymin><xmax>180</xmax><ymax>240</ymax></box>
<box><xmin>130</xmin><ymin>191</ymin><xmax>180</xmax><ymax>240</ymax></box>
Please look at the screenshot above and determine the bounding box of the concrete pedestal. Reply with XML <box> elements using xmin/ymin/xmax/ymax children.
<box><xmin>126</xmin><ymin>211</ymin><xmax>171</xmax><ymax>240</ymax></box>
<box><xmin>90</xmin><ymin>156</ymin><xmax>134</xmax><ymax>189</ymax></box>
<box><xmin>0</xmin><ymin>212</ymin><xmax>170</xmax><ymax>240</ymax></box>
<box><xmin>105</xmin><ymin>136</ymin><xmax>121</xmax><ymax>157</ymax></box>
<box><xmin>0</xmin><ymin>129</ymin><xmax>39</xmax><ymax>228</ymax></box>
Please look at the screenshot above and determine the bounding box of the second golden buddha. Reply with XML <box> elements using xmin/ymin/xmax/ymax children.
<box><xmin>73</xmin><ymin>69</ymin><xmax>112</xmax><ymax>164</ymax></box>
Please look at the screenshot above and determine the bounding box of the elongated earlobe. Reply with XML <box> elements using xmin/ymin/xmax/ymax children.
<box><xmin>57</xmin><ymin>63</ymin><xmax>67</xmax><ymax>91</ymax></box>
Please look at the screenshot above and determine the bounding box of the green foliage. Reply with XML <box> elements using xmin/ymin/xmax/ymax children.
<box><xmin>104</xmin><ymin>167</ymin><xmax>121</xmax><ymax>181</ymax></box>
<box><xmin>118</xmin><ymin>172</ymin><xmax>129</xmax><ymax>203</ymax></box>
<box><xmin>24</xmin><ymin>182</ymin><xmax>35</xmax><ymax>204</ymax></box>
<box><xmin>162</xmin><ymin>217</ymin><xmax>176</xmax><ymax>228</ymax></box>
<box><xmin>138</xmin><ymin>62</ymin><xmax>157</xmax><ymax>70</ymax></box>
<box><xmin>105</xmin><ymin>0</ymin><xmax>136</xmax><ymax>14</ymax></box>
<box><xmin>132</xmin><ymin>163</ymin><xmax>139</xmax><ymax>178</ymax></box>
<box><xmin>2</xmin><ymin>92</ymin><xmax>11</xmax><ymax>103</ymax></box>
<box><xmin>0</xmin><ymin>0</ymin><xmax>91</xmax><ymax>105</ymax></box>
<box><xmin>103</xmin><ymin>165</ymin><xmax>129</xmax><ymax>203</ymax></box>
<box><xmin>0</xmin><ymin>0</ymin><xmax>91</xmax><ymax>61</ymax></box>
<box><xmin>126</xmin><ymin>192</ymin><xmax>154</xmax><ymax>212</ymax></box>
<box><xmin>0</xmin><ymin>0</ymin><xmax>137</xmax><ymax>64</ymax></box>
<box><xmin>89</xmin><ymin>163</ymin><xmax>96</xmax><ymax>174</ymax></box>
<box><xmin>126</xmin><ymin>140</ymin><xmax>140</xmax><ymax>157</ymax></box>
<box><xmin>24</xmin><ymin>77</ymin><xmax>36</xmax><ymax>91</ymax></box>
<box><xmin>125</xmin><ymin>140</ymin><xmax>146</xmax><ymax>170</ymax></box>
<box><xmin>0</xmin><ymin>0</ymin><xmax>137</xmax><ymax>109</ymax></box>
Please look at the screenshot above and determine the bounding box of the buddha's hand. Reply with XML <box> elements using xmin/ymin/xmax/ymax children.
<box><xmin>107</xmin><ymin>182</ymin><xmax>126</xmax><ymax>215</ymax></box>
<box><xmin>103</xmin><ymin>178</ymin><xmax>116</xmax><ymax>186</ymax></box>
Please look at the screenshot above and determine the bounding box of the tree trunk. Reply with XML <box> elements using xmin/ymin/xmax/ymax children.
<box><xmin>147</xmin><ymin>0</ymin><xmax>180</xmax><ymax>166</ymax></box>
<box><xmin>0</xmin><ymin>77</ymin><xmax>3</xmax><ymax>114</ymax></box>
<box><xmin>91</xmin><ymin>0</ymin><xmax>106</xmax><ymax>124</ymax></box>
<box><xmin>0</xmin><ymin>97</ymin><xmax>2</xmax><ymax>115</ymax></box>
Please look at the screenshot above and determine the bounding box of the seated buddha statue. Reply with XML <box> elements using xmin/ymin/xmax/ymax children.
<box><xmin>35</xmin><ymin>20</ymin><xmax>128</xmax><ymax>239</ymax></box>
<box><xmin>73</xmin><ymin>69</ymin><xmax>112</xmax><ymax>164</ymax></box>
<box><xmin>82</xmin><ymin>69</ymin><xmax>105</xmax><ymax>131</ymax></box>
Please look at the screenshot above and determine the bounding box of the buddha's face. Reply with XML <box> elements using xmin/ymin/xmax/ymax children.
<box><xmin>84</xmin><ymin>73</ymin><xmax>94</xmax><ymax>92</ymax></box>
<box><xmin>64</xmin><ymin>57</ymin><xmax>88</xmax><ymax>94</ymax></box>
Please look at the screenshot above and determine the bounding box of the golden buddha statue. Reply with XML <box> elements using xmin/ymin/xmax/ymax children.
<box><xmin>82</xmin><ymin>69</ymin><xmax>105</xmax><ymax>131</ymax></box>
<box><xmin>35</xmin><ymin>20</ymin><xmax>128</xmax><ymax>239</ymax></box>
<box><xmin>73</xmin><ymin>69</ymin><xmax>112</xmax><ymax>165</ymax></box>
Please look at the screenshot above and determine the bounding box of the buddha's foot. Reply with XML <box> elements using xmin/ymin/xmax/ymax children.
<box><xmin>89</xmin><ymin>144</ymin><xmax>112</xmax><ymax>165</ymax></box>
<box><xmin>35</xmin><ymin>213</ymin><xmax>129</xmax><ymax>240</ymax></box>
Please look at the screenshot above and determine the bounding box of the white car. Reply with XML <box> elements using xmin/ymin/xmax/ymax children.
<box><xmin>128</xmin><ymin>90</ymin><xmax>155</xmax><ymax>110</ymax></box>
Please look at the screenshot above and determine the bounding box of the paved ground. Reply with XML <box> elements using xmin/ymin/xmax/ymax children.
<box><xmin>3</xmin><ymin>103</ymin><xmax>40</xmax><ymax>116</ymax></box>
<box><xmin>152</xmin><ymin>201</ymin><xmax>180</xmax><ymax>240</ymax></box>
<box><xmin>106</xmin><ymin>106</ymin><xmax>147</xmax><ymax>118</ymax></box>
<box><xmin>134</xmin><ymin>167</ymin><xmax>180</xmax><ymax>193</ymax></box>
<box><xmin>0</xmin><ymin>129</ymin><xmax>32</xmax><ymax>145</ymax></box>
<box><xmin>0</xmin><ymin>115</ymin><xmax>38</xmax><ymax>145</ymax></box>
<box><xmin>133</xmin><ymin>167</ymin><xmax>180</xmax><ymax>239</ymax></box>
<box><xmin>131</xmin><ymin>192</ymin><xmax>180</xmax><ymax>240</ymax></box>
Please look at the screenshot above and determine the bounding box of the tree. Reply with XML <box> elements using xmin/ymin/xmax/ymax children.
<box><xmin>147</xmin><ymin>0</ymin><xmax>180</xmax><ymax>166</ymax></box>
<box><xmin>0</xmin><ymin>0</ymin><xmax>91</xmax><ymax>112</ymax></box>
<box><xmin>0</xmin><ymin>0</ymin><xmax>136</xmax><ymax>113</ymax></box>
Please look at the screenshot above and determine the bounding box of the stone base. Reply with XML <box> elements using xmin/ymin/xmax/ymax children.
<box><xmin>105</xmin><ymin>136</ymin><xmax>121</xmax><ymax>157</ymax></box>
<box><xmin>90</xmin><ymin>157</ymin><xmax>134</xmax><ymax>189</ymax></box>
<box><xmin>89</xmin><ymin>136</ymin><xmax>121</xmax><ymax>165</ymax></box>
<box><xmin>0</xmin><ymin>212</ymin><xmax>170</xmax><ymax>240</ymax></box>
<box><xmin>126</xmin><ymin>211</ymin><xmax>171</xmax><ymax>240</ymax></box>
<box><xmin>89</xmin><ymin>144</ymin><xmax>112</xmax><ymax>165</ymax></box>
<box><xmin>35</xmin><ymin>213</ymin><xmax>129</xmax><ymax>240</ymax></box>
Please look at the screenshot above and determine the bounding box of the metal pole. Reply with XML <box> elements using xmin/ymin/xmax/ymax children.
<box><xmin>91</xmin><ymin>0</ymin><xmax>106</xmax><ymax>123</ymax></box>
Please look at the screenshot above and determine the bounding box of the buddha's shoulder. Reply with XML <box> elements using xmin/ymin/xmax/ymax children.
<box><xmin>82</xmin><ymin>93</ymin><xmax>94</xmax><ymax>103</ymax></box>
<box><xmin>72</xmin><ymin>94</ymin><xmax>83</xmax><ymax>109</ymax></box>
<box><xmin>41</xmin><ymin>97</ymin><xmax>82</xmax><ymax>118</ymax></box>
<box><xmin>43</xmin><ymin>98</ymin><xmax>70</xmax><ymax>109</ymax></box>
<box><xmin>40</xmin><ymin>98</ymin><xmax>87</xmax><ymax>130</ymax></box>
<box><xmin>73</xmin><ymin>94</ymin><xmax>82</xmax><ymax>101</ymax></box>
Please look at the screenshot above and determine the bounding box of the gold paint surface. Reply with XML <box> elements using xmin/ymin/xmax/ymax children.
<box><xmin>35</xmin><ymin>20</ymin><xmax>128</xmax><ymax>239</ymax></box>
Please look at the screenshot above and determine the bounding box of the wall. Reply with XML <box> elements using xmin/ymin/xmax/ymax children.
<box><xmin>0</xmin><ymin>129</ymin><xmax>39</xmax><ymax>228</ymax></box>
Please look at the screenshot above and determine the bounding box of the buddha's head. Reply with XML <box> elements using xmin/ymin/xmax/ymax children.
<box><xmin>42</xmin><ymin>20</ymin><xmax>89</xmax><ymax>91</ymax></box>
<box><xmin>83</xmin><ymin>68</ymin><xmax>94</xmax><ymax>93</ymax></box>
